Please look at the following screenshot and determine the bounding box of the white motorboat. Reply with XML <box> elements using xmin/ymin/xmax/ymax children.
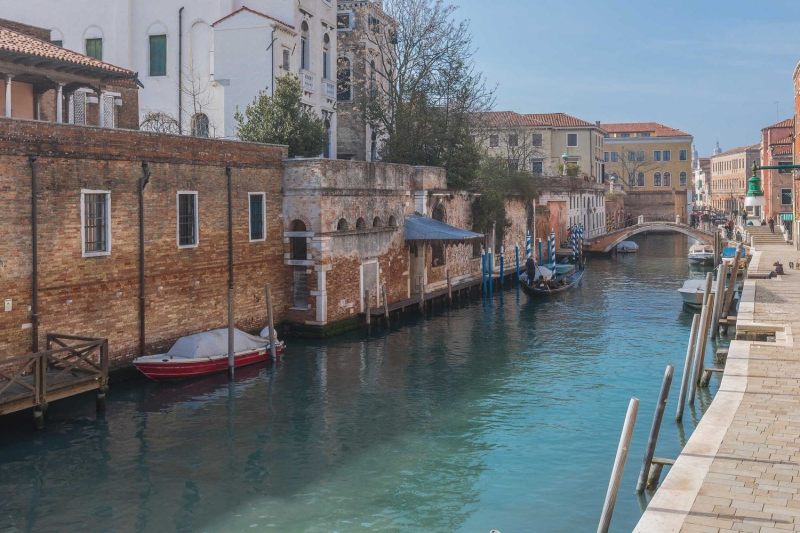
<box><xmin>677</xmin><ymin>279</ymin><xmax>716</xmax><ymax>308</ymax></box>
<box><xmin>688</xmin><ymin>244</ymin><xmax>714</xmax><ymax>266</ymax></box>
<box><xmin>617</xmin><ymin>241</ymin><xmax>639</xmax><ymax>254</ymax></box>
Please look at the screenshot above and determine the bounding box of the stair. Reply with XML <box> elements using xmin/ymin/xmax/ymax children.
<box><xmin>745</xmin><ymin>225</ymin><xmax>789</xmax><ymax>246</ymax></box>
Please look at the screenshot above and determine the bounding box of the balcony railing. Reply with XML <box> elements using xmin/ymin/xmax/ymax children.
<box><xmin>322</xmin><ymin>79</ymin><xmax>336</xmax><ymax>100</ymax></box>
<box><xmin>300</xmin><ymin>70</ymin><xmax>315</xmax><ymax>93</ymax></box>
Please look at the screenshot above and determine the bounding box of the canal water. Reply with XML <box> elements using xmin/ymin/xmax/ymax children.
<box><xmin>0</xmin><ymin>233</ymin><xmax>727</xmax><ymax>533</ymax></box>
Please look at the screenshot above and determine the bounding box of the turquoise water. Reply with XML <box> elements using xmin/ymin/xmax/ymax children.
<box><xmin>0</xmin><ymin>233</ymin><xmax>726</xmax><ymax>533</ymax></box>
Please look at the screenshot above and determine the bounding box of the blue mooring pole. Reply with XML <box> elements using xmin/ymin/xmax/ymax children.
<box><xmin>488</xmin><ymin>249</ymin><xmax>493</xmax><ymax>292</ymax></box>
<box><xmin>546</xmin><ymin>239</ymin><xmax>551</xmax><ymax>266</ymax></box>
<box><xmin>500</xmin><ymin>247</ymin><xmax>505</xmax><ymax>288</ymax></box>
<box><xmin>538</xmin><ymin>239</ymin><xmax>543</xmax><ymax>265</ymax></box>
<box><xmin>515</xmin><ymin>244</ymin><xmax>520</xmax><ymax>279</ymax></box>
<box><xmin>481</xmin><ymin>250</ymin><xmax>487</xmax><ymax>292</ymax></box>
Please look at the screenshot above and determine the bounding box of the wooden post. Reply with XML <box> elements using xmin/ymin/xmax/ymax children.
<box><xmin>710</xmin><ymin>264</ymin><xmax>726</xmax><ymax>339</ymax></box>
<box><xmin>446</xmin><ymin>270</ymin><xmax>452</xmax><ymax>303</ymax></box>
<box><xmin>597</xmin><ymin>398</ymin><xmax>639</xmax><ymax>533</ymax></box>
<box><xmin>419</xmin><ymin>276</ymin><xmax>425</xmax><ymax>315</ymax></box>
<box><xmin>676</xmin><ymin>314</ymin><xmax>700</xmax><ymax>422</ymax></box>
<box><xmin>382</xmin><ymin>283</ymin><xmax>390</xmax><ymax>327</ymax></box>
<box><xmin>721</xmin><ymin>245</ymin><xmax>742</xmax><ymax>324</ymax></box>
<box><xmin>365</xmin><ymin>289</ymin><xmax>371</xmax><ymax>332</ymax></box>
<box><xmin>636</xmin><ymin>365</ymin><xmax>674</xmax><ymax>493</ymax></box>
<box><xmin>689</xmin><ymin>290</ymin><xmax>714</xmax><ymax>405</ymax></box>
<box><xmin>33</xmin><ymin>405</ymin><xmax>44</xmax><ymax>430</ymax></box>
<box><xmin>266</xmin><ymin>284</ymin><xmax>277</xmax><ymax>361</ymax></box>
<box><xmin>227</xmin><ymin>288</ymin><xmax>235</xmax><ymax>380</ymax></box>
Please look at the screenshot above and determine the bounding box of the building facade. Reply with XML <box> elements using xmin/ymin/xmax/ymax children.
<box><xmin>760</xmin><ymin>118</ymin><xmax>793</xmax><ymax>223</ymax></box>
<box><xmin>709</xmin><ymin>144</ymin><xmax>760</xmax><ymax>217</ymax></box>
<box><xmin>474</xmin><ymin>111</ymin><xmax>607</xmax><ymax>182</ymax></box>
<box><xmin>693</xmin><ymin>156</ymin><xmax>711</xmax><ymax>213</ymax></box>
<box><xmin>0</xmin><ymin>0</ymin><xmax>337</xmax><ymax>154</ymax></box>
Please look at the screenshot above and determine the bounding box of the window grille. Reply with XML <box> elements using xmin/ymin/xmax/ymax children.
<box><xmin>532</xmin><ymin>133</ymin><xmax>543</xmax><ymax>147</ymax></box>
<box><xmin>178</xmin><ymin>193</ymin><xmax>197</xmax><ymax>246</ymax></box>
<box><xmin>249</xmin><ymin>194</ymin><xmax>264</xmax><ymax>240</ymax></box>
<box><xmin>84</xmin><ymin>193</ymin><xmax>108</xmax><ymax>253</ymax></box>
<box><xmin>654</xmin><ymin>172</ymin><xmax>662</xmax><ymax>187</ymax></box>
<box><xmin>103</xmin><ymin>95</ymin><xmax>115</xmax><ymax>128</ymax></box>
<box><xmin>531</xmin><ymin>160</ymin><xmax>543</xmax><ymax>174</ymax></box>
<box><xmin>70</xmin><ymin>92</ymin><xmax>86</xmax><ymax>125</ymax></box>
<box><xmin>283</xmin><ymin>49</ymin><xmax>290</xmax><ymax>71</ymax></box>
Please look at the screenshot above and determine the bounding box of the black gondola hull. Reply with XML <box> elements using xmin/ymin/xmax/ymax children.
<box><xmin>521</xmin><ymin>268</ymin><xmax>585</xmax><ymax>298</ymax></box>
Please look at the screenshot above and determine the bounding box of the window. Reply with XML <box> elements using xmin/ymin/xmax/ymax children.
<box><xmin>337</xmin><ymin>12</ymin><xmax>352</xmax><ymax>30</ymax></box>
<box><xmin>191</xmin><ymin>113</ymin><xmax>209</xmax><ymax>137</ymax></box>
<box><xmin>567</xmin><ymin>133</ymin><xmax>578</xmax><ymax>147</ymax></box>
<box><xmin>653</xmin><ymin>172</ymin><xmax>662</xmax><ymax>187</ymax></box>
<box><xmin>85</xmin><ymin>38</ymin><xmax>102</xmax><ymax>60</ymax></box>
<box><xmin>610</xmin><ymin>151</ymin><xmax>618</xmax><ymax>162</ymax></box>
<box><xmin>81</xmin><ymin>190</ymin><xmax>111</xmax><ymax>256</ymax></box>
<box><xmin>356</xmin><ymin>217</ymin><xmax>367</xmax><ymax>229</ymax></box>
<box><xmin>604</xmin><ymin>152</ymin><xmax>609</xmax><ymax>162</ymax></box>
<box><xmin>641</xmin><ymin>132</ymin><xmax>650</xmax><ymax>137</ymax></box>
<box><xmin>679</xmin><ymin>149</ymin><xmax>687</xmax><ymax>161</ymax></box>
<box><xmin>508</xmin><ymin>134</ymin><xmax>518</xmax><ymax>147</ymax></box>
<box><xmin>69</xmin><ymin>91</ymin><xmax>87</xmax><ymax>125</ymax></box>
<box><xmin>779</xmin><ymin>162</ymin><xmax>792</xmax><ymax>174</ymax></box>
<box><xmin>637</xmin><ymin>172</ymin><xmax>645</xmax><ymax>187</ymax></box>
<box><xmin>782</xmin><ymin>188</ymin><xmax>792</xmax><ymax>205</ymax></box>
<box><xmin>507</xmin><ymin>158</ymin><xmax>519</xmax><ymax>171</ymax></box>
<box><xmin>373</xmin><ymin>217</ymin><xmax>383</xmax><ymax>228</ymax></box>
<box><xmin>249</xmin><ymin>193</ymin><xmax>265</xmax><ymax>241</ymax></box>
<box><xmin>627</xmin><ymin>151</ymin><xmax>635</xmax><ymax>162</ymax></box>
<box><xmin>663</xmin><ymin>172</ymin><xmax>671</xmax><ymax>187</ymax></box>
<box><xmin>149</xmin><ymin>35</ymin><xmax>167</xmax><ymax>76</ymax></box>
<box><xmin>388</xmin><ymin>216</ymin><xmax>397</xmax><ymax>227</ymax></box>
<box><xmin>177</xmin><ymin>192</ymin><xmax>198</xmax><ymax>248</ymax></box>
<box><xmin>679</xmin><ymin>172</ymin><xmax>687</xmax><ymax>186</ymax></box>
<box><xmin>337</xmin><ymin>57</ymin><xmax>352</xmax><ymax>100</ymax></box>
<box><xmin>637</xmin><ymin>151</ymin><xmax>645</xmax><ymax>162</ymax></box>
<box><xmin>300</xmin><ymin>21</ymin><xmax>309</xmax><ymax>71</ymax></box>
<box><xmin>621</xmin><ymin>133</ymin><xmax>630</xmax><ymax>138</ymax></box>
<box><xmin>282</xmin><ymin>49</ymin><xmax>290</xmax><ymax>71</ymax></box>
<box><xmin>663</xmin><ymin>150</ymin><xmax>671</xmax><ymax>162</ymax></box>
<box><xmin>653</xmin><ymin>150</ymin><xmax>662</xmax><ymax>162</ymax></box>
<box><xmin>489</xmin><ymin>135</ymin><xmax>499</xmax><ymax>148</ymax></box>
<box><xmin>51</xmin><ymin>40</ymin><xmax>62</xmax><ymax>47</ymax></box>
<box><xmin>290</xmin><ymin>220</ymin><xmax>307</xmax><ymax>259</ymax></box>
<box><xmin>532</xmin><ymin>133</ymin><xmax>543</xmax><ymax>147</ymax></box>
<box><xmin>322</xmin><ymin>34</ymin><xmax>330</xmax><ymax>79</ymax></box>
<box><xmin>531</xmin><ymin>160</ymin><xmax>543</xmax><ymax>174</ymax></box>
<box><xmin>337</xmin><ymin>218</ymin><xmax>349</xmax><ymax>231</ymax></box>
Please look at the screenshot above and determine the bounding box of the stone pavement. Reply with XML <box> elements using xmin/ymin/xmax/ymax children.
<box><xmin>634</xmin><ymin>243</ymin><xmax>800</xmax><ymax>533</ymax></box>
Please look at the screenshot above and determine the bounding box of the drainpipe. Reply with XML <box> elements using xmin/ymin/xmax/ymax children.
<box><xmin>29</xmin><ymin>156</ymin><xmax>38</xmax><ymax>353</ymax></box>
<box><xmin>226</xmin><ymin>166</ymin><xmax>234</xmax><ymax>379</ymax></box>
<box><xmin>178</xmin><ymin>7</ymin><xmax>184</xmax><ymax>134</ymax></box>
<box><xmin>139</xmin><ymin>162</ymin><xmax>151</xmax><ymax>357</ymax></box>
<box><xmin>271</xmin><ymin>27</ymin><xmax>276</xmax><ymax>96</ymax></box>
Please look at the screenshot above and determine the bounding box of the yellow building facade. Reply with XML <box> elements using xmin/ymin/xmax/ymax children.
<box><xmin>601</xmin><ymin>122</ymin><xmax>693</xmax><ymax>192</ymax></box>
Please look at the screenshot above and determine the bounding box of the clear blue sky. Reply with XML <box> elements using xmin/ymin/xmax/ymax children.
<box><xmin>456</xmin><ymin>0</ymin><xmax>800</xmax><ymax>156</ymax></box>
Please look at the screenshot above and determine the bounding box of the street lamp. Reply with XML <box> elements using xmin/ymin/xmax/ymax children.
<box><xmin>744</xmin><ymin>161</ymin><xmax>766</xmax><ymax>209</ymax></box>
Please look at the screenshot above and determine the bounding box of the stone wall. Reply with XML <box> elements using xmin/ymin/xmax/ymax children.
<box><xmin>624</xmin><ymin>189</ymin><xmax>685</xmax><ymax>221</ymax></box>
<box><xmin>0</xmin><ymin>118</ymin><xmax>288</xmax><ymax>366</ymax></box>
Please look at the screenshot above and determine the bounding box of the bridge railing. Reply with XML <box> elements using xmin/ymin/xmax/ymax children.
<box><xmin>586</xmin><ymin>215</ymin><xmax>707</xmax><ymax>241</ymax></box>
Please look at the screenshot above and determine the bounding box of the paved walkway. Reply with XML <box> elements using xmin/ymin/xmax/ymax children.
<box><xmin>635</xmin><ymin>243</ymin><xmax>800</xmax><ymax>533</ymax></box>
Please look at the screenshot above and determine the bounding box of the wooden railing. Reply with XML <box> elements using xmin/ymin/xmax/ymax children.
<box><xmin>0</xmin><ymin>334</ymin><xmax>107</xmax><ymax>417</ymax></box>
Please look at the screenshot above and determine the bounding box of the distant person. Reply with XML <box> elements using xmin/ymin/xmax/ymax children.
<box><xmin>742</xmin><ymin>211</ymin><xmax>748</xmax><ymax>225</ymax></box>
<box><xmin>525</xmin><ymin>256</ymin><xmax>536</xmax><ymax>275</ymax></box>
<box><xmin>768</xmin><ymin>217</ymin><xmax>776</xmax><ymax>234</ymax></box>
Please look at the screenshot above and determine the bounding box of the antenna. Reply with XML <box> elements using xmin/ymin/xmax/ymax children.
<box><xmin>776</xmin><ymin>101</ymin><xmax>779</xmax><ymax>122</ymax></box>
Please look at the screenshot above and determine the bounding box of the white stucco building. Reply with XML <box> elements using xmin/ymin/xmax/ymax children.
<box><xmin>0</xmin><ymin>0</ymin><xmax>337</xmax><ymax>152</ymax></box>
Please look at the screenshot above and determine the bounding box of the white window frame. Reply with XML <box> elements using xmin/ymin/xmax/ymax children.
<box><xmin>176</xmin><ymin>191</ymin><xmax>199</xmax><ymax>249</ymax></box>
<box><xmin>337</xmin><ymin>10</ymin><xmax>355</xmax><ymax>31</ymax></box>
<box><xmin>566</xmin><ymin>133</ymin><xmax>578</xmax><ymax>147</ymax></box>
<box><xmin>663</xmin><ymin>150</ymin><xmax>671</xmax><ymax>162</ymax></box>
<box><xmin>80</xmin><ymin>189</ymin><xmax>112</xmax><ymax>258</ymax></box>
<box><xmin>653</xmin><ymin>150</ymin><xmax>662</xmax><ymax>162</ymax></box>
<box><xmin>248</xmin><ymin>192</ymin><xmax>267</xmax><ymax>242</ymax></box>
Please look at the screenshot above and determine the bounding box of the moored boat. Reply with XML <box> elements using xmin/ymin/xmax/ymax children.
<box><xmin>677</xmin><ymin>279</ymin><xmax>716</xmax><ymax>308</ymax></box>
<box><xmin>133</xmin><ymin>328</ymin><xmax>283</xmax><ymax>381</ymax></box>
<box><xmin>688</xmin><ymin>244</ymin><xmax>714</xmax><ymax>266</ymax></box>
<box><xmin>521</xmin><ymin>264</ymin><xmax>584</xmax><ymax>298</ymax></box>
<box><xmin>616</xmin><ymin>241</ymin><xmax>639</xmax><ymax>254</ymax></box>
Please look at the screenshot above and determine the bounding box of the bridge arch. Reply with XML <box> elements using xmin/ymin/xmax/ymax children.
<box><xmin>587</xmin><ymin>223</ymin><xmax>715</xmax><ymax>253</ymax></box>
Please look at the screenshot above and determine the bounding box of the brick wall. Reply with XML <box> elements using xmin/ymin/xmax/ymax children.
<box><xmin>624</xmin><ymin>190</ymin><xmax>685</xmax><ymax>221</ymax></box>
<box><xmin>0</xmin><ymin>118</ymin><xmax>288</xmax><ymax>367</ymax></box>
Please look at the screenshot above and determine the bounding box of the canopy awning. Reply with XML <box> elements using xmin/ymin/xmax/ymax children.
<box><xmin>780</xmin><ymin>213</ymin><xmax>794</xmax><ymax>222</ymax></box>
<box><xmin>404</xmin><ymin>213</ymin><xmax>484</xmax><ymax>244</ymax></box>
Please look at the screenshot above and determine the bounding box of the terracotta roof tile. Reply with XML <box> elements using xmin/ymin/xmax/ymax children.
<box><xmin>763</xmin><ymin>118</ymin><xmax>794</xmax><ymax>130</ymax></box>
<box><xmin>474</xmin><ymin>111</ymin><xmax>599</xmax><ymax>129</ymax></box>
<box><xmin>0</xmin><ymin>26</ymin><xmax>134</xmax><ymax>77</ymax></box>
<box><xmin>712</xmin><ymin>143</ymin><xmax>761</xmax><ymax>158</ymax></box>
<box><xmin>212</xmin><ymin>7</ymin><xmax>295</xmax><ymax>29</ymax></box>
<box><xmin>601</xmin><ymin>122</ymin><xmax>691</xmax><ymax>137</ymax></box>
<box><xmin>773</xmin><ymin>145</ymin><xmax>792</xmax><ymax>156</ymax></box>
<box><xmin>772</xmin><ymin>135</ymin><xmax>793</xmax><ymax>146</ymax></box>
<box><xmin>526</xmin><ymin>113</ymin><xmax>597</xmax><ymax>128</ymax></box>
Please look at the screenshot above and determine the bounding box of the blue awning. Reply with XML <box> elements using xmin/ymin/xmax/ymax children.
<box><xmin>404</xmin><ymin>213</ymin><xmax>484</xmax><ymax>243</ymax></box>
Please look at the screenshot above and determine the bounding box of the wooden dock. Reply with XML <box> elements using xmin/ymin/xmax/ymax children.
<box><xmin>0</xmin><ymin>333</ymin><xmax>109</xmax><ymax>428</ymax></box>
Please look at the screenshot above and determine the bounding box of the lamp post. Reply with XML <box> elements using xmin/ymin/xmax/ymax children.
<box><xmin>745</xmin><ymin>161</ymin><xmax>767</xmax><ymax>221</ymax></box>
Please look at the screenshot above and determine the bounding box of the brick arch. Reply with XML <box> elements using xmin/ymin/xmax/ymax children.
<box><xmin>285</xmin><ymin>214</ymin><xmax>312</xmax><ymax>233</ymax></box>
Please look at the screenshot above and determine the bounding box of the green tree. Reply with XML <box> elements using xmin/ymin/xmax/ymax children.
<box><xmin>234</xmin><ymin>75</ymin><xmax>327</xmax><ymax>157</ymax></box>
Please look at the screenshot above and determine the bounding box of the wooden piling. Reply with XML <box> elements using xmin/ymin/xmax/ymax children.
<box><xmin>710</xmin><ymin>264</ymin><xmax>726</xmax><ymax>339</ymax></box>
<box><xmin>265</xmin><ymin>283</ymin><xmax>277</xmax><ymax>361</ymax></box>
<box><xmin>598</xmin><ymin>397</ymin><xmax>639</xmax><ymax>533</ymax></box>
<box><xmin>721</xmin><ymin>245</ymin><xmax>742</xmax><ymax>329</ymax></box>
<box><xmin>636</xmin><ymin>365</ymin><xmax>674</xmax><ymax>493</ymax></box>
<box><xmin>676</xmin><ymin>314</ymin><xmax>700</xmax><ymax>422</ymax></box>
<box><xmin>96</xmin><ymin>385</ymin><xmax>108</xmax><ymax>412</ymax></box>
<box><xmin>447</xmin><ymin>269</ymin><xmax>452</xmax><ymax>303</ymax></box>
<box><xmin>419</xmin><ymin>276</ymin><xmax>425</xmax><ymax>315</ymax></box>
<box><xmin>33</xmin><ymin>405</ymin><xmax>44</xmax><ymax>430</ymax></box>
<box><xmin>365</xmin><ymin>289</ymin><xmax>371</xmax><ymax>331</ymax></box>
<box><xmin>689</xmin><ymin>290</ymin><xmax>715</xmax><ymax>405</ymax></box>
<box><xmin>382</xmin><ymin>283</ymin><xmax>390</xmax><ymax>328</ymax></box>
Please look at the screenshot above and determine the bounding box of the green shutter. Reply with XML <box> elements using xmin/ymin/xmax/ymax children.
<box><xmin>149</xmin><ymin>35</ymin><xmax>167</xmax><ymax>76</ymax></box>
<box><xmin>51</xmin><ymin>40</ymin><xmax>62</xmax><ymax>47</ymax></box>
<box><xmin>85</xmin><ymin>38</ymin><xmax>102</xmax><ymax>60</ymax></box>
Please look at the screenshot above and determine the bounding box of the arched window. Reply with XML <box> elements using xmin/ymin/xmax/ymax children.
<box><xmin>337</xmin><ymin>57</ymin><xmax>352</xmax><ymax>101</ymax></box>
<box><xmin>388</xmin><ymin>216</ymin><xmax>397</xmax><ymax>227</ymax></box>
<box><xmin>337</xmin><ymin>218</ymin><xmax>349</xmax><ymax>231</ymax></box>
<box><xmin>290</xmin><ymin>220</ymin><xmax>307</xmax><ymax>260</ymax></box>
<box><xmin>191</xmin><ymin>113</ymin><xmax>209</xmax><ymax>137</ymax></box>
<box><xmin>373</xmin><ymin>216</ymin><xmax>383</xmax><ymax>228</ymax></box>
<box><xmin>356</xmin><ymin>217</ymin><xmax>366</xmax><ymax>229</ymax></box>
<box><xmin>653</xmin><ymin>172</ymin><xmax>662</xmax><ymax>187</ymax></box>
<box><xmin>679</xmin><ymin>171</ymin><xmax>687</xmax><ymax>186</ymax></box>
<box><xmin>637</xmin><ymin>172</ymin><xmax>645</xmax><ymax>187</ymax></box>
<box><xmin>663</xmin><ymin>172</ymin><xmax>671</xmax><ymax>187</ymax></box>
<box><xmin>322</xmin><ymin>34</ymin><xmax>330</xmax><ymax>79</ymax></box>
<box><xmin>300</xmin><ymin>21</ymin><xmax>310</xmax><ymax>71</ymax></box>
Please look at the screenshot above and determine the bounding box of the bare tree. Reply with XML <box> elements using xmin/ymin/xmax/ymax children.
<box><xmin>605</xmin><ymin>146</ymin><xmax>658</xmax><ymax>189</ymax></box>
<box><xmin>139</xmin><ymin>110</ymin><xmax>180</xmax><ymax>134</ymax></box>
<box><xmin>473</xmin><ymin>125</ymin><xmax>548</xmax><ymax>175</ymax></box>
<box><xmin>179</xmin><ymin>58</ymin><xmax>219</xmax><ymax>137</ymax></box>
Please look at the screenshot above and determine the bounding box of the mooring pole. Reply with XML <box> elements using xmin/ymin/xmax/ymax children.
<box><xmin>488</xmin><ymin>248</ymin><xmax>493</xmax><ymax>290</ymax></box>
<box><xmin>265</xmin><ymin>284</ymin><xmax>277</xmax><ymax>361</ymax></box>
<box><xmin>710</xmin><ymin>263</ymin><xmax>726</xmax><ymax>339</ymax></box>
<box><xmin>499</xmin><ymin>246</ymin><xmax>505</xmax><ymax>288</ymax></box>
<box><xmin>636</xmin><ymin>365</ymin><xmax>674</xmax><ymax>493</ymax></box>
<box><xmin>382</xmin><ymin>283</ymin><xmax>390</xmax><ymax>327</ymax></box>
<box><xmin>446</xmin><ymin>270</ymin><xmax>452</xmax><ymax>304</ymax></box>
<box><xmin>676</xmin><ymin>314</ymin><xmax>700</xmax><ymax>422</ymax></box>
<box><xmin>515</xmin><ymin>244</ymin><xmax>520</xmax><ymax>279</ymax></box>
<box><xmin>419</xmin><ymin>276</ymin><xmax>425</xmax><ymax>315</ymax></box>
<box><xmin>226</xmin><ymin>166</ymin><xmax>235</xmax><ymax>379</ymax></box>
<box><xmin>721</xmin><ymin>245</ymin><xmax>742</xmax><ymax>329</ymax></box>
<box><xmin>689</xmin><ymin>276</ymin><xmax>713</xmax><ymax>405</ymax></box>
<box><xmin>598</xmin><ymin>398</ymin><xmax>639</xmax><ymax>533</ymax></box>
<box><xmin>538</xmin><ymin>238</ymin><xmax>543</xmax><ymax>265</ymax></box>
<box><xmin>481</xmin><ymin>249</ymin><xmax>487</xmax><ymax>293</ymax></box>
<box><xmin>365</xmin><ymin>289</ymin><xmax>371</xmax><ymax>333</ymax></box>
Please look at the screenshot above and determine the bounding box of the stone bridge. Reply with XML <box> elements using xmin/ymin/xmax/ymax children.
<box><xmin>583</xmin><ymin>221</ymin><xmax>715</xmax><ymax>253</ymax></box>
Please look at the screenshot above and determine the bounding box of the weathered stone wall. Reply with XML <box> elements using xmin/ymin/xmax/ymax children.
<box><xmin>624</xmin><ymin>190</ymin><xmax>685</xmax><ymax>221</ymax></box>
<box><xmin>0</xmin><ymin>118</ymin><xmax>288</xmax><ymax>366</ymax></box>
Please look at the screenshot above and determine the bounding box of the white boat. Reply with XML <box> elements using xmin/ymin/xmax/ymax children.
<box><xmin>688</xmin><ymin>244</ymin><xmax>714</xmax><ymax>266</ymax></box>
<box><xmin>677</xmin><ymin>279</ymin><xmax>716</xmax><ymax>308</ymax></box>
<box><xmin>617</xmin><ymin>241</ymin><xmax>639</xmax><ymax>254</ymax></box>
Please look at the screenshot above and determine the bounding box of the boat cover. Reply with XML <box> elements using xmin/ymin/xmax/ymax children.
<box><xmin>404</xmin><ymin>213</ymin><xmax>484</xmax><ymax>243</ymax></box>
<box><xmin>721</xmin><ymin>247</ymin><xmax>737</xmax><ymax>258</ymax></box>
<box><xmin>167</xmin><ymin>329</ymin><xmax>268</xmax><ymax>359</ymax></box>
<box><xmin>617</xmin><ymin>241</ymin><xmax>638</xmax><ymax>251</ymax></box>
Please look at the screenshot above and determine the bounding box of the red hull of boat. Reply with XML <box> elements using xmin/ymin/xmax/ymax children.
<box><xmin>134</xmin><ymin>346</ymin><xmax>282</xmax><ymax>381</ymax></box>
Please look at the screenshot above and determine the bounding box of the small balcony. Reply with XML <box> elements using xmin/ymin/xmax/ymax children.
<box><xmin>322</xmin><ymin>79</ymin><xmax>336</xmax><ymax>100</ymax></box>
<box><xmin>300</xmin><ymin>70</ymin><xmax>315</xmax><ymax>93</ymax></box>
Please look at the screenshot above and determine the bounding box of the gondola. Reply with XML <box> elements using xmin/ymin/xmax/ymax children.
<box><xmin>521</xmin><ymin>264</ymin><xmax>585</xmax><ymax>298</ymax></box>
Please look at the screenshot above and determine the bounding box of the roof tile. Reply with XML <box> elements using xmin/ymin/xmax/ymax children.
<box><xmin>601</xmin><ymin>122</ymin><xmax>691</xmax><ymax>137</ymax></box>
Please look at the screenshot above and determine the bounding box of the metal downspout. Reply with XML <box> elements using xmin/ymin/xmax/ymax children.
<box><xmin>139</xmin><ymin>162</ymin><xmax>151</xmax><ymax>357</ymax></box>
<box><xmin>29</xmin><ymin>156</ymin><xmax>39</xmax><ymax>353</ymax></box>
<box><xmin>178</xmin><ymin>7</ymin><xmax>184</xmax><ymax>134</ymax></box>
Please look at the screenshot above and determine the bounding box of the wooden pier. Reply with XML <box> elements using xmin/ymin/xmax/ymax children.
<box><xmin>0</xmin><ymin>334</ymin><xmax>109</xmax><ymax>428</ymax></box>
